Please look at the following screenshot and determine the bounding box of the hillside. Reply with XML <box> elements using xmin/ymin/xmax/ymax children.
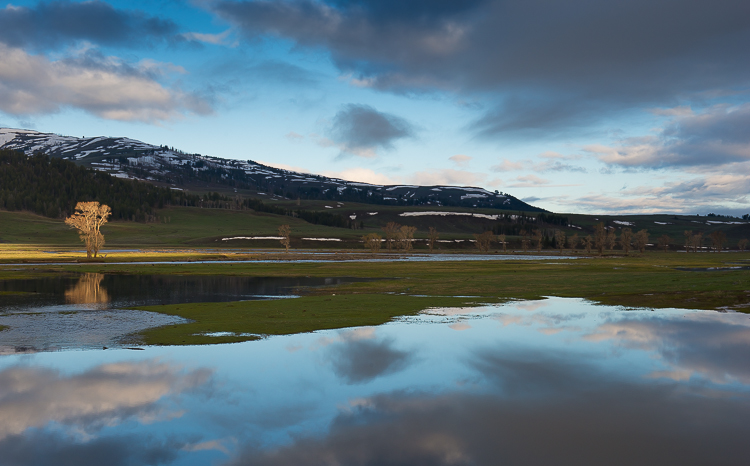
<box><xmin>0</xmin><ymin>128</ymin><xmax>540</xmax><ymax>211</ymax></box>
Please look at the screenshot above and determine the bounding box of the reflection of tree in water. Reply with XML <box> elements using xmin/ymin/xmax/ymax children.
<box><xmin>65</xmin><ymin>273</ymin><xmax>110</xmax><ymax>304</ymax></box>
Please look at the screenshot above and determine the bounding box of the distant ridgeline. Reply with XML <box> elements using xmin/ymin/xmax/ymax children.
<box><xmin>0</xmin><ymin>150</ymin><xmax>199</xmax><ymax>221</ymax></box>
<box><xmin>0</xmin><ymin>150</ymin><xmax>356</xmax><ymax>227</ymax></box>
<box><xmin>0</xmin><ymin>128</ymin><xmax>540</xmax><ymax>211</ymax></box>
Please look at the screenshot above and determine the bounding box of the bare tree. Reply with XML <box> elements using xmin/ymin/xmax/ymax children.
<box><xmin>65</xmin><ymin>201</ymin><xmax>111</xmax><ymax>258</ymax></box>
<box><xmin>583</xmin><ymin>235</ymin><xmax>593</xmax><ymax>254</ymax></box>
<box><xmin>605</xmin><ymin>228</ymin><xmax>617</xmax><ymax>251</ymax></box>
<box><xmin>520</xmin><ymin>229</ymin><xmax>530</xmax><ymax>253</ymax></box>
<box><xmin>382</xmin><ymin>222</ymin><xmax>400</xmax><ymax>251</ymax></box>
<box><xmin>568</xmin><ymin>233</ymin><xmax>579</xmax><ymax>251</ymax></box>
<box><xmin>278</xmin><ymin>224</ymin><xmax>291</xmax><ymax>252</ymax></box>
<box><xmin>657</xmin><ymin>234</ymin><xmax>671</xmax><ymax>252</ymax></box>
<box><xmin>427</xmin><ymin>227</ymin><xmax>439</xmax><ymax>252</ymax></box>
<box><xmin>532</xmin><ymin>229</ymin><xmax>543</xmax><ymax>253</ymax></box>
<box><xmin>684</xmin><ymin>230</ymin><xmax>693</xmax><ymax>252</ymax></box>
<box><xmin>633</xmin><ymin>229</ymin><xmax>649</xmax><ymax>253</ymax></box>
<box><xmin>594</xmin><ymin>223</ymin><xmax>606</xmax><ymax>255</ymax></box>
<box><xmin>620</xmin><ymin>228</ymin><xmax>633</xmax><ymax>253</ymax></box>
<box><xmin>474</xmin><ymin>230</ymin><xmax>495</xmax><ymax>253</ymax></box>
<box><xmin>363</xmin><ymin>233</ymin><xmax>382</xmax><ymax>253</ymax></box>
<box><xmin>709</xmin><ymin>231</ymin><xmax>727</xmax><ymax>252</ymax></box>
<box><xmin>739</xmin><ymin>238</ymin><xmax>749</xmax><ymax>252</ymax></box>
<box><xmin>554</xmin><ymin>230</ymin><xmax>566</xmax><ymax>254</ymax></box>
<box><xmin>396</xmin><ymin>225</ymin><xmax>417</xmax><ymax>251</ymax></box>
<box><xmin>691</xmin><ymin>232</ymin><xmax>703</xmax><ymax>252</ymax></box>
<box><xmin>497</xmin><ymin>234</ymin><xmax>507</xmax><ymax>253</ymax></box>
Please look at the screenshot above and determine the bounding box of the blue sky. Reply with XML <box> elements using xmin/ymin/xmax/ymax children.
<box><xmin>1</xmin><ymin>0</ymin><xmax>749</xmax><ymax>215</ymax></box>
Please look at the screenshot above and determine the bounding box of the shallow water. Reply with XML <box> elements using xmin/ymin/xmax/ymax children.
<box><xmin>0</xmin><ymin>274</ymin><xmax>369</xmax><ymax>351</ymax></box>
<box><xmin>3</xmin><ymin>252</ymin><xmax>579</xmax><ymax>266</ymax></box>
<box><xmin>0</xmin><ymin>297</ymin><xmax>748</xmax><ymax>465</ymax></box>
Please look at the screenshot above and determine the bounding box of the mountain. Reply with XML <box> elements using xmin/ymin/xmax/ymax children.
<box><xmin>0</xmin><ymin>128</ymin><xmax>541</xmax><ymax>211</ymax></box>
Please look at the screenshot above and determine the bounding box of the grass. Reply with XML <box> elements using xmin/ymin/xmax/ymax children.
<box><xmin>8</xmin><ymin>251</ymin><xmax>739</xmax><ymax>345</ymax></box>
<box><xmin>136</xmin><ymin>294</ymin><xmax>503</xmax><ymax>345</ymax></box>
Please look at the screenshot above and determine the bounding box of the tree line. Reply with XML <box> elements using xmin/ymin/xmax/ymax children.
<box><xmin>0</xmin><ymin>151</ymin><xmax>199</xmax><ymax>221</ymax></box>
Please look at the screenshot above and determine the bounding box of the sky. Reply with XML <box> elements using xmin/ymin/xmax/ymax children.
<box><xmin>0</xmin><ymin>0</ymin><xmax>749</xmax><ymax>215</ymax></box>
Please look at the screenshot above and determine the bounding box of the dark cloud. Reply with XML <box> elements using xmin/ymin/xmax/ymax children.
<box><xmin>0</xmin><ymin>431</ymin><xmax>184</xmax><ymax>466</ymax></box>
<box><xmin>0</xmin><ymin>1</ymin><xmax>178</xmax><ymax>49</ymax></box>
<box><xmin>327</xmin><ymin>335</ymin><xmax>412</xmax><ymax>384</ymax></box>
<box><xmin>594</xmin><ymin>104</ymin><xmax>750</xmax><ymax>168</ymax></box>
<box><xmin>226</xmin><ymin>351</ymin><xmax>750</xmax><ymax>466</ymax></box>
<box><xmin>328</xmin><ymin>104</ymin><xmax>416</xmax><ymax>155</ymax></box>
<box><xmin>586</xmin><ymin>312</ymin><xmax>750</xmax><ymax>384</ymax></box>
<box><xmin>214</xmin><ymin>0</ymin><xmax>750</xmax><ymax>135</ymax></box>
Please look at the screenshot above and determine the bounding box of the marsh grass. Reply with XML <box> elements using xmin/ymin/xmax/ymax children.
<box><xmin>3</xmin><ymin>251</ymin><xmax>750</xmax><ymax>346</ymax></box>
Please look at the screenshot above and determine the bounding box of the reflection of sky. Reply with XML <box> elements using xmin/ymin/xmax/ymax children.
<box><xmin>0</xmin><ymin>297</ymin><xmax>748</xmax><ymax>465</ymax></box>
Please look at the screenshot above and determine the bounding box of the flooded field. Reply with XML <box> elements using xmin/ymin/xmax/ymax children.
<box><xmin>0</xmin><ymin>292</ymin><xmax>748</xmax><ymax>465</ymax></box>
<box><xmin>0</xmin><ymin>274</ymin><xmax>369</xmax><ymax>351</ymax></box>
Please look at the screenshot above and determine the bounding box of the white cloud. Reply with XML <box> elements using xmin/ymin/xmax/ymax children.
<box><xmin>448</xmin><ymin>154</ymin><xmax>472</xmax><ymax>167</ymax></box>
<box><xmin>322</xmin><ymin>167</ymin><xmax>397</xmax><ymax>185</ymax></box>
<box><xmin>0</xmin><ymin>44</ymin><xmax>211</xmax><ymax>122</ymax></box>
<box><xmin>181</xmin><ymin>29</ymin><xmax>236</xmax><ymax>46</ymax></box>
<box><xmin>490</xmin><ymin>159</ymin><xmax>524</xmax><ymax>172</ymax></box>
<box><xmin>409</xmin><ymin>168</ymin><xmax>485</xmax><ymax>186</ymax></box>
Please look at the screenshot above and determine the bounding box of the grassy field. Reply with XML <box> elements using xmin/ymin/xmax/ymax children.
<box><xmin>1</xmin><ymin>251</ymin><xmax>745</xmax><ymax>345</ymax></box>
<box><xmin>2</xmin><ymin>205</ymin><xmax>750</xmax><ymax>347</ymax></box>
<box><xmin>2</xmin><ymin>206</ymin><xmax>750</xmax><ymax>253</ymax></box>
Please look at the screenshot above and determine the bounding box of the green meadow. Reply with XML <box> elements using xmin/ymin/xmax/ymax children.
<box><xmin>8</xmin><ymin>251</ymin><xmax>745</xmax><ymax>345</ymax></box>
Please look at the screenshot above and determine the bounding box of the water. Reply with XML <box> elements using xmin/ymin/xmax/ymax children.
<box><xmin>0</xmin><ymin>295</ymin><xmax>748</xmax><ymax>465</ymax></box>
<box><xmin>0</xmin><ymin>274</ymin><xmax>370</xmax><ymax>351</ymax></box>
<box><xmin>3</xmin><ymin>252</ymin><xmax>579</xmax><ymax>267</ymax></box>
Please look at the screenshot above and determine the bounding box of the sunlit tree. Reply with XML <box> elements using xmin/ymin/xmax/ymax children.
<box><xmin>64</xmin><ymin>202</ymin><xmax>111</xmax><ymax>258</ymax></box>
<box><xmin>278</xmin><ymin>224</ymin><xmax>291</xmax><ymax>252</ymax></box>
<box><xmin>427</xmin><ymin>227</ymin><xmax>439</xmax><ymax>252</ymax></box>
<box><xmin>383</xmin><ymin>222</ymin><xmax>400</xmax><ymax>251</ymax></box>
<box><xmin>363</xmin><ymin>233</ymin><xmax>382</xmax><ymax>253</ymax></box>
<box><xmin>474</xmin><ymin>230</ymin><xmax>495</xmax><ymax>253</ymax></box>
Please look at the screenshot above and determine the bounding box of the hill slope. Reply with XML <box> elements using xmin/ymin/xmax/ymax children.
<box><xmin>0</xmin><ymin>128</ymin><xmax>541</xmax><ymax>211</ymax></box>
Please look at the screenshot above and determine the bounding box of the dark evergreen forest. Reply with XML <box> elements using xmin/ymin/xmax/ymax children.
<box><xmin>0</xmin><ymin>150</ymin><xmax>199</xmax><ymax>221</ymax></box>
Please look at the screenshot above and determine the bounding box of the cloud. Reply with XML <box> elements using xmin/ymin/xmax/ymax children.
<box><xmin>327</xmin><ymin>104</ymin><xmax>416</xmax><ymax>157</ymax></box>
<box><xmin>225</xmin><ymin>351</ymin><xmax>750</xmax><ymax>466</ymax></box>
<box><xmin>507</xmin><ymin>174</ymin><xmax>550</xmax><ymax>187</ymax></box>
<box><xmin>491</xmin><ymin>157</ymin><xmax>586</xmax><ymax>174</ymax></box>
<box><xmin>591</xmin><ymin>104</ymin><xmax>750</xmax><ymax>169</ymax></box>
<box><xmin>449</xmin><ymin>154</ymin><xmax>472</xmax><ymax>167</ymax></box>
<box><xmin>283</xmin><ymin>131</ymin><xmax>305</xmax><ymax>142</ymax></box>
<box><xmin>0</xmin><ymin>1</ymin><xmax>178</xmax><ymax>49</ymax></box>
<box><xmin>213</xmin><ymin>0</ymin><xmax>750</xmax><ymax>134</ymax></box>
<box><xmin>0</xmin><ymin>360</ymin><xmax>212</xmax><ymax>440</ymax></box>
<box><xmin>321</xmin><ymin>167</ymin><xmax>397</xmax><ymax>185</ymax></box>
<box><xmin>0</xmin><ymin>44</ymin><xmax>212</xmax><ymax>122</ymax></box>
<box><xmin>182</xmin><ymin>29</ymin><xmax>236</xmax><ymax>46</ymax></box>
<box><xmin>0</xmin><ymin>431</ymin><xmax>185</xmax><ymax>466</ymax></box>
<box><xmin>490</xmin><ymin>159</ymin><xmax>524</xmax><ymax>172</ymax></box>
<box><xmin>409</xmin><ymin>169</ymin><xmax>486</xmax><ymax>187</ymax></box>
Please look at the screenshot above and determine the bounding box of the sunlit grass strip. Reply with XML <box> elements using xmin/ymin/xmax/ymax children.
<box><xmin>135</xmin><ymin>294</ymin><xmax>503</xmax><ymax>345</ymax></box>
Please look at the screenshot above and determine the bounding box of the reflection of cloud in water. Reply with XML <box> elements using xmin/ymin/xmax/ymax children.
<box><xmin>585</xmin><ymin>312</ymin><xmax>750</xmax><ymax>384</ymax></box>
<box><xmin>449</xmin><ymin>322</ymin><xmax>471</xmax><ymax>331</ymax></box>
<box><xmin>226</xmin><ymin>352</ymin><xmax>750</xmax><ymax>466</ymax></box>
<box><xmin>326</xmin><ymin>329</ymin><xmax>412</xmax><ymax>384</ymax></box>
<box><xmin>0</xmin><ymin>360</ymin><xmax>212</xmax><ymax>439</ymax></box>
<box><xmin>512</xmin><ymin>299</ymin><xmax>550</xmax><ymax>312</ymax></box>
<box><xmin>493</xmin><ymin>310</ymin><xmax>585</xmax><ymax>335</ymax></box>
<box><xmin>64</xmin><ymin>273</ymin><xmax>110</xmax><ymax>305</ymax></box>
